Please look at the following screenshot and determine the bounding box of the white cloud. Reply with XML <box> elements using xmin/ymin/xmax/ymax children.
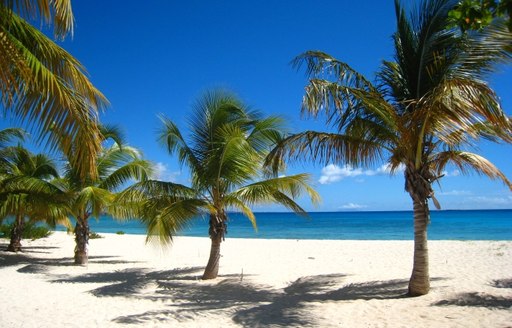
<box><xmin>442</xmin><ymin>169</ymin><xmax>461</xmax><ymax>177</ymax></box>
<box><xmin>340</xmin><ymin>203</ymin><xmax>367</xmax><ymax>210</ymax></box>
<box><xmin>318</xmin><ymin>163</ymin><xmax>404</xmax><ymax>185</ymax></box>
<box><xmin>438</xmin><ymin>190</ymin><xmax>472</xmax><ymax>196</ymax></box>
<box><xmin>318</xmin><ymin>164</ymin><xmax>363</xmax><ymax>184</ymax></box>
<box><xmin>467</xmin><ymin>195</ymin><xmax>512</xmax><ymax>206</ymax></box>
<box><xmin>151</xmin><ymin>162</ymin><xmax>180</xmax><ymax>181</ymax></box>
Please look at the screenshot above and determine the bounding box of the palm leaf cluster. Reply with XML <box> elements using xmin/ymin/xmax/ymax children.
<box><xmin>117</xmin><ymin>91</ymin><xmax>318</xmax><ymax>243</ymax></box>
<box><xmin>0</xmin><ymin>0</ymin><xmax>108</xmax><ymax>180</ymax></box>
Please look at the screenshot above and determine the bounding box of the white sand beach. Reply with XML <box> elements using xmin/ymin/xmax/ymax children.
<box><xmin>0</xmin><ymin>232</ymin><xmax>511</xmax><ymax>327</ymax></box>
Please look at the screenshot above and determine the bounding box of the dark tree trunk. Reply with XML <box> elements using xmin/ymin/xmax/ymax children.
<box><xmin>405</xmin><ymin>164</ymin><xmax>434</xmax><ymax>296</ymax></box>
<box><xmin>202</xmin><ymin>213</ymin><xmax>227</xmax><ymax>280</ymax></box>
<box><xmin>6</xmin><ymin>215</ymin><xmax>25</xmax><ymax>252</ymax></box>
<box><xmin>74</xmin><ymin>217</ymin><xmax>90</xmax><ymax>265</ymax></box>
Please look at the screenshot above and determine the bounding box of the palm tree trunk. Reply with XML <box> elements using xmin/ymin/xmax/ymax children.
<box><xmin>202</xmin><ymin>214</ymin><xmax>227</xmax><ymax>279</ymax></box>
<box><xmin>408</xmin><ymin>197</ymin><xmax>430</xmax><ymax>296</ymax></box>
<box><xmin>405</xmin><ymin>165</ymin><xmax>433</xmax><ymax>296</ymax></box>
<box><xmin>6</xmin><ymin>215</ymin><xmax>25</xmax><ymax>252</ymax></box>
<box><xmin>74</xmin><ymin>217</ymin><xmax>90</xmax><ymax>265</ymax></box>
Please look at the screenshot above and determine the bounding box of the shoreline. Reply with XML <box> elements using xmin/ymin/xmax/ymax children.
<box><xmin>1</xmin><ymin>232</ymin><xmax>511</xmax><ymax>327</ymax></box>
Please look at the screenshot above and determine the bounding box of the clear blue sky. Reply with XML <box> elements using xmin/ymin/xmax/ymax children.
<box><xmin>7</xmin><ymin>0</ymin><xmax>512</xmax><ymax>211</ymax></box>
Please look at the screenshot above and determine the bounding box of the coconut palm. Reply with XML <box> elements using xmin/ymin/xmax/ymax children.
<box><xmin>0</xmin><ymin>0</ymin><xmax>108</xmax><ymax>180</ymax></box>
<box><xmin>116</xmin><ymin>90</ymin><xmax>320</xmax><ymax>279</ymax></box>
<box><xmin>57</xmin><ymin>125</ymin><xmax>153</xmax><ymax>264</ymax></box>
<box><xmin>0</xmin><ymin>145</ymin><xmax>69</xmax><ymax>252</ymax></box>
<box><xmin>266</xmin><ymin>0</ymin><xmax>512</xmax><ymax>296</ymax></box>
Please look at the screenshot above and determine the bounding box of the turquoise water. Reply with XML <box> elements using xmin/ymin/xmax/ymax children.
<box><xmin>64</xmin><ymin>209</ymin><xmax>512</xmax><ymax>240</ymax></box>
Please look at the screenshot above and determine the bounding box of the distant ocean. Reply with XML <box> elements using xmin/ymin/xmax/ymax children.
<box><xmin>57</xmin><ymin>209</ymin><xmax>512</xmax><ymax>241</ymax></box>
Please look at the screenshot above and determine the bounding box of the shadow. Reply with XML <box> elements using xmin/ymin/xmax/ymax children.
<box><xmin>433</xmin><ymin>292</ymin><xmax>512</xmax><ymax>310</ymax></box>
<box><xmin>53</xmin><ymin>267</ymin><xmax>205</xmax><ymax>300</ymax></box>
<box><xmin>233</xmin><ymin>275</ymin><xmax>409</xmax><ymax>327</ymax></box>
<box><xmin>492</xmin><ymin>278</ymin><xmax>512</xmax><ymax>289</ymax></box>
<box><xmin>109</xmin><ymin>272</ymin><xmax>411</xmax><ymax>327</ymax></box>
<box><xmin>0</xmin><ymin>250</ymin><xmax>141</xmax><ymax>275</ymax></box>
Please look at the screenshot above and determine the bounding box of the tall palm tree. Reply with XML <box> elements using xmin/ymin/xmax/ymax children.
<box><xmin>0</xmin><ymin>145</ymin><xmax>69</xmax><ymax>252</ymax></box>
<box><xmin>0</xmin><ymin>0</ymin><xmax>108</xmax><ymax>180</ymax></box>
<box><xmin>56</xmin><ymin>126</ymin><xmax>153</xmax><ymax>264</ymax></box>
<box><xmin>116</xmin><ymin>90</ymin><xmax>320</xmax><ymax>279</ymax></box>
<box><xmin>266</xmin><ymin>0</ymin><xmax>512</xmax><ymax>296</ymax></box>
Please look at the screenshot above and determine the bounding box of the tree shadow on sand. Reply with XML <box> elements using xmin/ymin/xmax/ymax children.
<box><xmin>100</xmin><ymin>271</ymin><xmax>410</xmax><ymax>327</ymax></box>
<box><xmin>432</xmin><ymin>292</ymin><xmax>512</xmax><ymax>310</ymax></box>
<box><xmin>53</xmin><ymin>267</ymin><xmax>208</xmax><ymax>299</ymax></box>
<box><xmin>0</xmin><ymin>247</ymin><xmax>141</xmax><ymax>274</ymax></box>
<box><xmin>233</xmin><ymin>275</ymin><xmax>409</xmax><ymax>327</ymax></box>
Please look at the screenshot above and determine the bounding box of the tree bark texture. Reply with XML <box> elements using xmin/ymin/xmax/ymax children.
<box><xmin>202</xmin><ymin>213</ymin><xmax>227</xmax><ymax>280</ymax></box>
<box><xmin>405</xmin><ymin>165</ymin><xmax>434</xmax><ymax>296</ymax></box>
<box><xmin>74</xmin><ymin>217</ymin><xmax>90</xmax><ymax>265</ymax></box>
<box><xmin>6</xmin><ymin>215</ymin><xmax>25</xmax><ymax>252</ymax></box>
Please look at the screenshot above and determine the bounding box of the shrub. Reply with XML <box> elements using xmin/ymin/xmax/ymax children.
<box><xmin>116</xmin><ymin>231</ymin><xmax>125</xmax><ymax>235</ymax></box>
<box><xmin>89</xmin><ymin>231</ymin><xmax>103</xmax><ymax>239</ymax></box>
<box><xmin>0</xmin><ymin>221</ymin><xmax>52</xmax><ymax>240</ymax></box>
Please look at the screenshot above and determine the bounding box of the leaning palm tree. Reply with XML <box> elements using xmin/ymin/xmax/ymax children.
<box><xmin>0</xmin><ymin>0</ymin><xmax>108</xmax><ymax>180</ymax></box>
<box><xmin>266</xmin><ymin>0</ymin><xmax>512</xmax><ymax>296</ymax></box>
<box><xmin>0</xmin><ymin>145</ymin><xmax>69</xmax><ymax>252</ymax></box>
<box><xmin>56</xmin><ymin>126</ymin><xmax>153</xmax><ymax>264</ymax></box>
<box><xmin>116</xmin><ymin>90</ymin><xmax>320</xmax><ymax>279</ymax></box>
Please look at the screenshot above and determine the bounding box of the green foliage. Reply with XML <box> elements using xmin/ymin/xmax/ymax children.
<box><xmin>0</xmin><ymin>221</ymin><xmax>51</xmax><ymax>240</ymax></box>
<box><xmin>116</xmin><ymin>231</ymin><xmax>125</xmax><ymax>235</ymax></box>
<box><xmin>89</xmin><ymin>231</ymin><xmax>103</xmax><ymax>239</ymax></box>
<box><xmin>449</xmin><ymin>0</ymin><xmax>512</xmax><ymax>31</ymax></box>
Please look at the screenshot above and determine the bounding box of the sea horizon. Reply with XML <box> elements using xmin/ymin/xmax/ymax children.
<box><xmin>51</xmin><ymin>208</ymin><xmax>512</xmax><ymax>241</ymax></box>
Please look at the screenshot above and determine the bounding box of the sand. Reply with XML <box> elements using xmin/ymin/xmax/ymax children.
<box><xmin>0</xmin><ymin>232</ymin><xmax>511</xmax><ymax>327</ymax></box>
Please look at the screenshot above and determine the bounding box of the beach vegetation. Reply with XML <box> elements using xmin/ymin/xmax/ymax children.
<box><xmin>114</xmin><ymin>90</ymin><xmax>320</xmax><ymax>279</ymax></box>
<box><xmin>265</xmin><ymin>0</ymin><xmax>512</xmax><ymax>296</ymax></box>
<box><xmin>56</xmin><ymin>125</ymin><xmax>153</xmax><ymax>264</ymax></box>
<box><xmin>88</xmin><ymin>231</ymin><xmax>103</xmax><ymax>239</ymax></box>
<box><xmin>0</xmin><ymin>144</ymin><xmax>70</xmax><ymax>251</ymax></box>
<box><xmin>0</xmin><ymin>0</ymin><xmax>108</xmax><ymax>180</ymax></box>
<box><xmin>0</xmin><ymin>221</ymin><xmax>52</xmax><ymax>240</ymax></box>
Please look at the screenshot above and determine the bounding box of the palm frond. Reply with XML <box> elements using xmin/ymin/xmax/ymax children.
<box><xmin>230</xmin><ymin>173</ymin><xmax>320</xmax><ymax>213</ymax></box>
<box><xmin>265</xmin><ymin>131</ymin><xmax>388</xmax><ymax>173</ymax></box>
<box><xmin>158</xmin><ymin>115</ymin><xmax>200</xmax><ymax>173</ymax></box>
<box><xmin>0</xmin><ymin>127</ymin><xmax>26</xmax><ymax>147</ymax></box>
<box><xmin>99</xmin><ymin>159</ymin><xmax>153</xmax><ymax>191</ymax></box>
<box><xmin>0</xmin><ymin>9</ymin><xmax>108</xmax><ymax>180</ymax></box>
<box><xmin>431</xmin><ymin>150</ymin><xmax>512</xmax><ymax>189</ymax></box>
<box><xmin>2</xmin><ymin>0</ymin><xmax>74</xmax><ymax>39</ymax></box>
<box><xmin>74</xmin><ymin>186</ymin><xmax>113</xmax><ymax>219</ymax></box>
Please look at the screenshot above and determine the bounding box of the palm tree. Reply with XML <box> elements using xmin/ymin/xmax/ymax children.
<box><xmin>0</xmin><ymin>145</ymin><xmax>69</xmax><ymax>252</ymax></box>
<box><xmin>0</xmin><ymin>0</ymin><xmax>108</xmax><ymax>180</ymax></box>
<box><xmin>266</xmin><ymin>0</ymin><xmax>512</xmax><ymax>296</ymax></box>
<box><xmin>116</xmin><ymin>90</ymin><xmax>320</xmax><ymax>279</ymax></box>
<box><xmin>57</xmin><ymin>126</ymin><xmax>153</xmax><ymax>264</ymax></box>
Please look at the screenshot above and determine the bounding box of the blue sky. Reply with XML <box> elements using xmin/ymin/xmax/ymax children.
<box><xmin>5</xmin><ymin>1</ymin><xmax>512</xmax><ymax>211</ymax></box>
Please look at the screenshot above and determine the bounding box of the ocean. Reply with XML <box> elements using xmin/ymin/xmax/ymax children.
<box><xmin>64</xmin><ymin>209</ymin><xmax>512</xmax><ymax>241</ymax></box>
